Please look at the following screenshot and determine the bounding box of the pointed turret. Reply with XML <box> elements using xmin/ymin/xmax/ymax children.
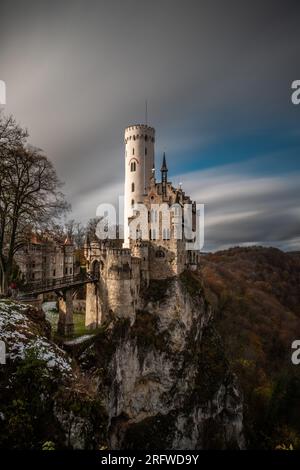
<box><xmin>161</xmin><ymin>152</ymin><xmax>168</xmax><ymax>197</ymax></box>
<box><xmin>161</xmin><ymin>152</ymin><xmax>168</xmax><ymax>171</ymax></box>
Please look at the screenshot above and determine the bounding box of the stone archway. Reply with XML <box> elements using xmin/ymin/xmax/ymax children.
<box><xmin>92</xmin><ymin>259</ymin><xmax>100</xmax><ymax>277</ymax></box>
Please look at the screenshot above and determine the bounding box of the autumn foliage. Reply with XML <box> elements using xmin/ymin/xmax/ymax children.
<box><xmin>198</xmin><ymin>246</ymin><xmax>300</xmax><ymax>449</ymax></box>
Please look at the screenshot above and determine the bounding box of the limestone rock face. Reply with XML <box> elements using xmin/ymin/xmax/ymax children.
<box><xmin>81</xmin><ymin>274</ymin><xmax>245</xmax><ymax>449</ymax></box>
<box><xmin>0</xmin><ymin>272</ymin><xmax>245</xmax><ymax>450</ymax></box>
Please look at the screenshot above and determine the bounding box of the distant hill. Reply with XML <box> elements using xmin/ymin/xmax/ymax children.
<box><xmin>198</xmin><ymin>246</ymin><xmax>300</xmax><ymax>449</ymax></box>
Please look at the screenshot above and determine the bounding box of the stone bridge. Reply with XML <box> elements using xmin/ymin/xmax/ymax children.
<box><xmin>18</xmin><ymin>272</ymin><xmax>98</xmax><ymax>336</ymax></box>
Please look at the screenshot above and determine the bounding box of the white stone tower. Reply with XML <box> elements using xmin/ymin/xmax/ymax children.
<box><xmin>123</xmin><ymin>124</ymin><xmax>155</xmax><ymax>247</ymax></box>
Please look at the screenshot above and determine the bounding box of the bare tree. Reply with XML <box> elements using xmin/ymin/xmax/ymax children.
<box><xmin>86</xmin><ymin>217</ymin><xmax>101</xmax><ymax>241</ymax></box>
<box><xmin>0</xmin><ymin>111</ymin><xmax>28</xmax><ymax>156</ymax></box>
<box><xmin>0</xmin><ymin>113</ymin><xmax>69</xmax><ymax>294</ymax></box>
<box><xmin>65</xmin><ymin>219</ymin><xmax>85</xmax><ymax>249</ymax></box>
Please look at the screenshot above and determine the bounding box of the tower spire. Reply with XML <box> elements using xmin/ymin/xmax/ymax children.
<box><xmin>161</xmin><ymin>152</ymin><xmax>168</xmax><ymax>171</ymax></box>
<box><xmin>161</xmin><ymin>152</ymin><xmax>168</xmax><ymax>197</ymax></box>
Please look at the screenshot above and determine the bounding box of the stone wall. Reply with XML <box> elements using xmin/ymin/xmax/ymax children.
<box><xmin>85</xmin><ymin>281</ymin><xmax>101</xmax><ymax>328</ymax></box>
<box><xmin>85</xmin><ymin>245</ymin><xmax>139</xmax><ymax>327</ymax></box>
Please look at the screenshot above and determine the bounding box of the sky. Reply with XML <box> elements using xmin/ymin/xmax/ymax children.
<box><xmin>1</xmin><ymin>0</ymin><xmax>300</xmax><ymax>251</ymax></box>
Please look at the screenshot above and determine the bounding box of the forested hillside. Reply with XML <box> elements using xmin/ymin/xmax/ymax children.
<box><xmin>199</xmin><ymin>246</ymin><xmax>300</xmax><ymax>449</ymax></box>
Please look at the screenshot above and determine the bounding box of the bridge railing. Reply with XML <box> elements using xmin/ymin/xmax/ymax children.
<box><xmin>20</xmin><ymin>272</ymin><xmax>98</xmax><ymax>294</ymax></box>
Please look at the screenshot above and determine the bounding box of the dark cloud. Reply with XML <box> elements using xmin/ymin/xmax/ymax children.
<box><xmin>186</xmin><ymin>162</ymin><xmax>300</xmax><ymax>251</ymax></box>
<box><xmin>1</xmin><ymin>0</ymin><xmax>299</xmax><ymax>249</ymax></box>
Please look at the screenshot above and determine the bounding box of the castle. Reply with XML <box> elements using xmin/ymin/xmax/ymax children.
<box><xmin>85</xmin><ymin>124</ymin><xmax>200</xmax><ymax>327</ymax></box>
<box><xmin>15</xmin><ymin>233</ymin><xmax>76</xmax><ymax>284</ymax></box>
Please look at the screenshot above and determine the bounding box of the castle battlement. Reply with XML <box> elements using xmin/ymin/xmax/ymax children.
<box><xmin>125</xmin><ymin>124</ymin><xmax>155</xmax><ymax>132</ymax></box>
<box><xmin>124</xmin><ymin>125</ymin><xmax>155</xmax><ymax>145</ymax></box>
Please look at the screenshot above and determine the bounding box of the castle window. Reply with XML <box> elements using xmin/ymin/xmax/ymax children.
<box><xmin>131</xmin><ymin>199</ymin><xmax>135</xmax><ymax>207</ymax></box>
<box><xmin>145</xmin><ymin>147</ymin><xmax>147</xmax><ymax>155</ymax></box>
<box><xmin>151</xmin><ymin>209</ymin><xmax>157</xmax><ymax>223</ymax></box>
<box><xmin>155</xmin><ymin>250</ymin><xmax>165</xmax><ymax>258</ymax></box>
<box><xmin>132</xmin><ymin>148</ymin><xmax>135</xmax><ymax>155</ymax></box>
<box><xmin>131</xmin><ymin>182</ymin><xmax>135</xmax><ymax>192</ymax></box>
<box><xmin>163</xmin><ymin>228</ymin><xmax>170</xmax><ymax>240</ymax></box>
<box><xmin>150</xmin><ymin>228</ymin><xmax>156</xmax><ymax>240</ymax></box>
<box><xmin>130</xmin><ymin>161</ymin><xmax>136</xmax><ymax>172</ymax></box>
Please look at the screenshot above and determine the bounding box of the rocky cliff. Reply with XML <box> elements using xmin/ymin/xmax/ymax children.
<box><xmin>78</xmin><ymin>272</ymin><xmax>245</xmax><ymax>449</ymax></box>
<box><xmin>1</xmin><ymin>247</ymin><xmax>298</xmax><ymax>449</ymax></box>
<box><xmin>0</xmin><ymin>271</ymin><xmax>245</xmax><ymax>449</ymax></box>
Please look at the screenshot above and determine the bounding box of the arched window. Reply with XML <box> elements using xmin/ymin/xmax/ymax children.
<box><xmin>163</xmin><ymin>228</ymin><xmax>170</xmax><ymax>240</ymax></box>
<box><xmin>132</xmin><ymin>148</ymin><xmax>135</xmax><ymax>155</ymax></box>
<box><xmin>131</xmin><ymin>161</ymin><xmax>136</xmax><ymax>172</ymax></box>
<box><xmin>151</xmin><ymin>209</ymin><xmax>157</xmax><ymax>223</ymax></box>
<box><xmin>155</xmin><ymin>250</ymin><xmax>165</xmax><ymax>258</ymax></box>
<box><xmin>131</xmin><ymin>182</ymin><xmax>135</xmax><ymax>192</ymax></box>
<box><xmin>150</xmin><ymin>228</ymin><xmax>156</xmax><ymax>240</ymax></box>
<box><xmin>92</xmin><ymin>260</ymin><xmax>100</xmax><ymax>277</ymax></box>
